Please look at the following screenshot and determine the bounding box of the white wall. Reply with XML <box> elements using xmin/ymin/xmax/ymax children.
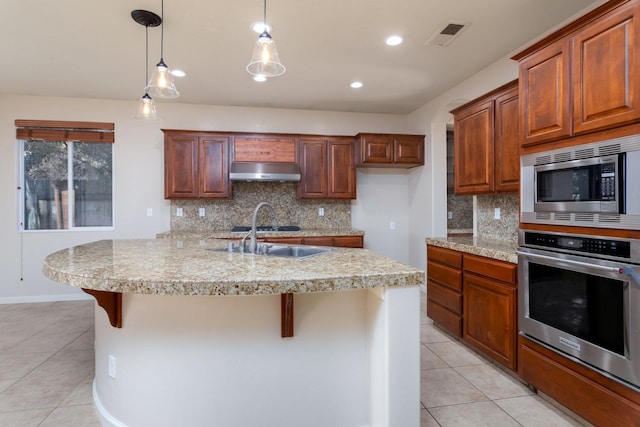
<box><xmin>0</xmin><ymin>94</ymin><xmax>409</xmax><ymax>302</ymax></box>
<box><xmin>405</xmin><ymin>57</ymin><xmax>519</xmax><ymax>270</ymax></box>
<box><xmin>352</xmin><ymin>168</ymin><xmax>412</xmax><ymax>262</ymax></box>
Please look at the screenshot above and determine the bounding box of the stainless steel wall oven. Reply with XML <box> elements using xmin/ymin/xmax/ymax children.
<box><xmin>518</xmin><ymin>230</ymin><xmax>640</xmax><ymax>390</ymax></box>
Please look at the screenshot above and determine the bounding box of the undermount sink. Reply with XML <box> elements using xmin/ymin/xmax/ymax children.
<box><xmin>210</xmin><ymin>243</ymin><xmax>333</xmax><ymax>259</ymax></box>
<box><xmin>266</xmin><ymin>245</ymin><xmax>332</xmax><ymax>259</ymax></box>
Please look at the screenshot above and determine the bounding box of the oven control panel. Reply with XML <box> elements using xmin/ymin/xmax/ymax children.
<box><xmin>523</xmin><ymin>232</ymin><xmax>631</xmax><ymax>259</ymax></box>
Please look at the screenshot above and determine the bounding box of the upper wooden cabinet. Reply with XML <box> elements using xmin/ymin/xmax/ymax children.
<box><xmin>297</xmin><ymin>137</ymin><xmax>356</xmax><ymax>199</ymax></box>
<box><xmin>494</xmin><ymin>85</ymin><xmax>521</xmax><ymax>192</ymax></box>
<box><xmin>451</xmin><ymin>80</ymin><xmax>519</xmax><ymax>195</ymax></box>
<box><xmin>513</xmin><ymin>0</ymin><xmax>640</xmax><ymax>147</ymax></box>
<box><xmin>518</xmin><ymin>38</ymin><xmax>571</xmax><ymax>146</ymax></box>
<box><xmin>233</xmin><ymin>136</ymin><xmax>296</xmax><ymax>163</ymax></box>
<box><xmin>163</xmin><ymin>131</ymin><xmax>231</xmax><ymax>199</ymax></box>
<box><xmin>354</xmin><ymin>133</ymin><xmax>425</xmax><ymax>168</ymax></box>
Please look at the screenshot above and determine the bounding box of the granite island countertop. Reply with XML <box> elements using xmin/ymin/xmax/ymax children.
<box><xmin>43</xmin><ymin>238</ymin><xmax>423</xmax><ymax>296</ymax></box>
<box><xmin>156</xmin><ymin>228</ymin><xmax>365</xmax><ymax>240</ymax></box>
<box><xmin>426</xmin><ymin>236</ymin><xmax>518</xmax><ymax>264</ymax></box>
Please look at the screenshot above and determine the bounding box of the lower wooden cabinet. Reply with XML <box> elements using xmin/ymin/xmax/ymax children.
<box><xmin>426</xmin><ymin>244</ymin><xmax>517</xmax><ymax>370</ymax></box>
<box><xmin>463</xmin><ymin>266</ymin><xmax>517</xmax><ymax>370</ymax></box>
<box><xmin>426</xmin><ymin>245</ymin><xmax>463</xmax><ymax>337</ymax></box>
<box><xmin>263</xmin><ymin>235</ymin><xmax>363</xmax><ymax>248</ymax></box>
<box><xmin>519</xmin><ymin>335</ymin><xmax>640</xmax><ymax>426</ymax></box>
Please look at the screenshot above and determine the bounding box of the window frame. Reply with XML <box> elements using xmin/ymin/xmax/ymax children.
<box><xmin>16</xmin><ymin>120</ymin><xmax>115</xmax><ymax>233</ymax></box>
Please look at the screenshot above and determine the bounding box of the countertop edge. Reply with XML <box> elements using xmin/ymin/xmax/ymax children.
<box><xmin>426</xmin><ymin>237</ymin><xmax>518</xmax><ymax>264</ymax></box>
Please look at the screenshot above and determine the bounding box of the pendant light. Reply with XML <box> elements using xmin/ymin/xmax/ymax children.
<box><xmin>132</xmin><ymin>10</ymin><xmax>161</xmax><ymax>121</ymax></box>
<box><xmin>146</xmin><ymin>0</ymin><xmax>180</xmax><ymax>98</ymax></box>
<box><xmin>246</xmin><ymin>0</ymin><xmax>286</xmax><ymax>78</ymax></box>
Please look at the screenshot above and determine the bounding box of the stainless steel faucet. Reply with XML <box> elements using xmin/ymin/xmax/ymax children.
<box><xmin>249</xmin><ymin>202</ymin><xmax>279</xmax><ymax>253</ymax></box>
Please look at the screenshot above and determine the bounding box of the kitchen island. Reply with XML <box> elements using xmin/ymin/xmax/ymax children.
<box><xmin>43</xmin><ymin>238</ymin><xmax>424</xmax><ymax>427</ymax></box>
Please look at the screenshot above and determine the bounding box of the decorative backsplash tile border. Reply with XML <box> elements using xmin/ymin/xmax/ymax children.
<box><xmin>170</xmin><ymin>182</ymin><xmax>352</xmax><ymax>232</ymax></box>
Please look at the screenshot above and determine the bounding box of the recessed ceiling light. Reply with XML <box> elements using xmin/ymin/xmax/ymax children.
<box><xmin>171</xmin><ymin>69</ymin><xmax>186</xmax><ymax>77</ymax></box>
<box><xmin>350</xmin><ymin>81</ymin><xmax>363</xmax><ymax>89</ymax></box>
<box><xmin>253</xmin><ymin>74</ymin><xmax>267</xmax><ymax>82</ymax></box>
<box><xmin>251</xmin><ymin>22</ymin><xmax>272</xmax><ymax>33</ymax></box>
<box><xmin>385</xmin><ymin>35</ymin><xmax>403</xmax><ymax>46</ymax></box>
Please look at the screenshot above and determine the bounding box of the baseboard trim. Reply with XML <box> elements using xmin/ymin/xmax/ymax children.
<box><xmin>93</xmin><ymin>378</ymin><xmax>128</xmax><ymax>427</ymax></box>
<box><xmin>0</xmin><ymin>293</ymin><xmax>92</xmax><ymax>304</ymax></box>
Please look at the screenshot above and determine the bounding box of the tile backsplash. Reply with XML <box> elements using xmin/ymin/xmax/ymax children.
<box><xmin>447</xmin><ymin>193</ymin><xmax>473</xmax><ymax>230</ymax></box>
<box><xmin>170</xmin><ymin>182</ymin><xmax>352</xmax><ymax>232</ymax></box>
<box><xmin>476</xmin><ymin>193</ymin><xmax>519</xmax><ymax>242</ymax></box>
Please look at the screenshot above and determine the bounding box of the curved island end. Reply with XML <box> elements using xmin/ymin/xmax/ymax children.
<box><xmin>44</xmin><ymin>238</ymin><xmax>424</xmax><ymax>427</ymax></box>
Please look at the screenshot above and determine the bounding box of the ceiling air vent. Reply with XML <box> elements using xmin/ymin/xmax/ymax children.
<box><xmin>426</xmin><ymin>22</ymin><xmax>468</xmax><ymax>47</ymax></box>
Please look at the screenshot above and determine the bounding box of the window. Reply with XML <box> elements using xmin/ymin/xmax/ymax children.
<box><xmin>17</xmin><ymin>120</ymin><xmax>114</xmax><ymax>231</ymax></box>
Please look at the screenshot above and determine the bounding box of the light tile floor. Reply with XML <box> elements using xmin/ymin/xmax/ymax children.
<box><xmin>0</xmin><ymin>298</ymin><xmax>590</xmax><ymax>426</ymax></box>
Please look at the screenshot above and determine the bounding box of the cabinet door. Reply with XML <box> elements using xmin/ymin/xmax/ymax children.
<box><xmin>494</xmin><ymin>85</ymin><xmax>520</xmax><ymax>193</ymax></box>
<box><xmin>164</xmin><ymin>133</ymin><xmax>199</xmax><ymax>199</ymax></box>
<box><xmin>519</xmin><ymin>38</ymin><xmax>571</xmax><ymax>146</ymax></box>
<box><xmin>463</xmin><ymin>272</ymin><xmax>516</xmax><ymax>370</ymax></box>
<box><xmin>361</xmin><ymin>136</ymin><xmax>393</xmax><ymax>164</ymax></box>
<box><xmin>394</xmin><ymin>136</ymin><xmax>424</xmax><ymax>166</ymax></box>
<box><xmin>297</xmin><ymin>139</ymin><xmax>328</xmax><ymax>198</ymax></box>
<box><xmin>454</xmin><ymin>99</ymin><xmax>494</xmax><ymax>195</ymax></box>
<box><xmin>572</xmin><ymin>3</ymin><xmax>640</xmax><ymax>135</ymax></box>
<box><xmin>199</xmin><ymin>136</ymin><xmax>231</xmax><ymax>198</ymax></box>
<box><xmin>328</xmin><ymin>139</ymin><xmax>356</xmax><ymax>199</ymax></box>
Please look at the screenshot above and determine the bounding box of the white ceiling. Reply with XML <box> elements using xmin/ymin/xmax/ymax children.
<box><xmin>1</xmin><ymin>0</ymin><xmax>604</xmax><ymax>114</ymax></box>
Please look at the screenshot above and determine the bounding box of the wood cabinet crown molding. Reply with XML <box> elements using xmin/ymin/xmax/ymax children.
<box><xmin>511</xmin><ymin>0</ymin><xmax>631</xmax><ymax>61</ymax></box>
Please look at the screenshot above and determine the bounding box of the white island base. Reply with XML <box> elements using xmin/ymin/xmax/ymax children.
<box><xmin>92</xmin><ymin>286</ymin><xmax>420</xmax><ymax>427</ymax></box>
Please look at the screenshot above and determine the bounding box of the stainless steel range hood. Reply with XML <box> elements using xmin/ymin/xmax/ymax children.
<box><xmin>229</xmin><ymin>162</ymin><xmax>301</xmax><ymax>182</ymax></box>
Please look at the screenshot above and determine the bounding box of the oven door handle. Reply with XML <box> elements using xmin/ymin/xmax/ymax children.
<box><xmin>518</xmin><ymin>250</ymin><xmax>640</xmax><ymax>285</ymax></box>
<box><xmin>620</xmin><ymin>267</ymin><xmax>640</xmax><ymax>285</ymax></box>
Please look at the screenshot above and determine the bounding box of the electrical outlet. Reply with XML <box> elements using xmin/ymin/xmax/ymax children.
<box><xmin>108</xmin><ymin>355</ymin><xmax>116</xmax><ymax>379</ymax></box>
<box><xmin>146</xmin><ymin>208</ymin><xmax>153</xmax><ymax>217</ymax></box>
<box><xmin>199</xmin><ymin>207</ymin><xmax>205</xmax><ymax>217</ymax></box>
<box><xmin>447</xmin><ymin>211</ymin><xmax>453</xmax><ymax>220</ymax></box>
<box><xmin>494</xmin><ymin>207</ymin><xmax>501</xmax><ymax>219</ymax></box>
<box><xmin>389</xmin><ymin>221</ymin><xmax>396</xmax><ymax>230</ymax></box>
<box><xmin>176</xmin><ymin>207</ymin><xmax>183</xmax><ymax>217</ymax></box>
<box><xmin>318</xmin><ymin>207</ymin><xmax>324</xmax><ymax>216</ymax></box>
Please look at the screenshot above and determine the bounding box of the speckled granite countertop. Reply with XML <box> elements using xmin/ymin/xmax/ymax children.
<box><xmin>426</xmin><ymin>236</ymin><xmax>518</xmax><ymax>264</ymax></box>
<box><xmin>43</xmin><ymin>238</ymin><xmax>423</xmax><ymax>296</ymax></box>
<box><xmin>156</xmin><ymin>228</ymin><xmax>364</xmax><ymax>240</ymax></box>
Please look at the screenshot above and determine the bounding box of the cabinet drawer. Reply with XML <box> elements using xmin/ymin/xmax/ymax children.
<box><xmin>332</xmin><ymin>235</ymin><xmax>364</xmax><ymax>248</ymax></box>
<box><xmin>520</xmin><ymin>339</ymin><xmax>640</xmax><ymax>426</ymax></box>
<box><xmin>427</xmin><ymin>299</ymin><xmax>462</xmax><ymax>337</ymax></box>
<box><xmin>427</xmin><ymin>245</ymin><xmax>462</xmax><ymax>269</ymax></box>
<box><xmin>427</xmin><ymin>261</ymin><xmax>462</xmax><ymax>292</ymax></box>
<box><xmin>463</xmin><ymin>254</ymin><xmax>516</xmax><ymax>284</ymax></box>
<box><xmin>427</xmin><ymin>280</ymin><xmax>462</xmax><ymax>315</ymax></box>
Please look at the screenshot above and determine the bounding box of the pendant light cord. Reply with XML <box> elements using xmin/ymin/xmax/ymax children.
<box><xmin>263</xmin><ymin>0</ymin><xmax>267</xmax><ymax>27</ymax></box>
<box><xmin>160</xmin><ymin>0</ymin><xmax>165</xmax><ymax>60</ymax></box>
<box><xmin>145</xmin><ymin>25</ymin><xmax>149</xmax><ymax>90</ymax></box>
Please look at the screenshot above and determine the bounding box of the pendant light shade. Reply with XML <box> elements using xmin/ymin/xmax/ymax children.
<box><xmin>146</xmin><ymin>59</ymin><xmax>179</xmax><ymax>98</ymax></box>
<box><xmin>246</xmin><ymin>0</ymin><xmax>285</xmax><ymax>78</ymax></box>
<box><xmin>146</xmin><ymin>0</ymin><xmax>180</xmax><ymax>98</ymax></box>
<box><xmin>132</xmin><ymin>10</ymin><xmax>161</xmax><ymax>121</ymax></box>
<box><xmin>136</xmin><ymin>93</ymin><xmax>159</xmax><ymax>121</ymax></box>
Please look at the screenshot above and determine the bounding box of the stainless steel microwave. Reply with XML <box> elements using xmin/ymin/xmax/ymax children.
<box><xmin>521</xmin><ymin>135</ymin><xmax>640</xmax><ymax>230</ymax></box>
